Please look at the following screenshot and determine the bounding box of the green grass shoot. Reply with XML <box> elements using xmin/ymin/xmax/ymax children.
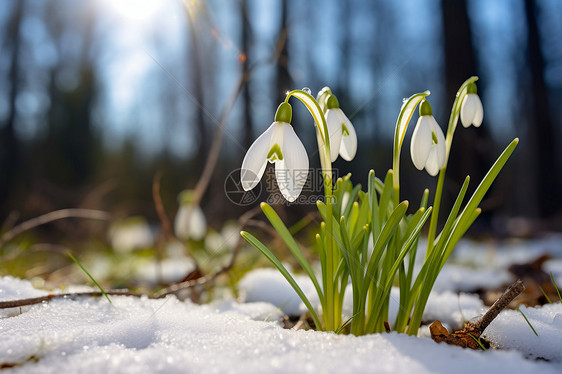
<box><xmin>551</xmin><ymin>272</ymin><xmax>562</xmax><ymax>303</ymax></box>
<box><xmin>67</xmin><ymin>252</ymin><xmax>112</xmax><ymax>304</ymax></box>
<box><xmin>467</xmin><ymin>333</ymin><xmax>487</xmax><ymax>351</ymax></box>
<box><xmin>539</xmin><ymin>286</ymin><xmax>552</xmax><ymax>304</ymax></box>
<box><xmin>518</xmin><ymin>307</ymin><xmax>538</xmax><ymax>336</ymax></box>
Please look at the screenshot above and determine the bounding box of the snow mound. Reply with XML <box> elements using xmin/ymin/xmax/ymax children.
<box><xmin>484</xmin><ymin>303</ymin><xmax>562</xmax><ymax>361</ymax></box>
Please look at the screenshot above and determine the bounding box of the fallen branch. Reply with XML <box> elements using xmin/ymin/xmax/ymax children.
<box><xmin>0</xmin><ymin>290</ymin><xmax>150</xmax><ymax>309</ymax></box>
<box><xmin>430</xmin><ymin>279</ymin><xmax>526</xmax><ymax>349</ymax></box>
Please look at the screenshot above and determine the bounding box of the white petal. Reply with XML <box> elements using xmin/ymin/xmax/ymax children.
<box><xmin>175</xmin><ymin>204</ymin><xmax>207</xmax><ymax>240</ymax></box>
<box><xmin>430</xmin><ymin>117</ymin><xmax>447</xmax><ymax>169</ymax></box>
<box><xmin>339</xmin><ymin>111</ymin><xmax>357</xmax><ymax>161</ymax></box>
<box><xmin>410</xmin><ymin>116</ymin><xmax>432</xmax><ymax>170</ymax></box>
<box><xmin>460</xmin><ymin>95</ymin><xmax>472</xmax><ymax>128</ymax></box>
<box><xmin>325</xmin><ymin>109</ymin><xmax>343</xmax><ymax>162</ymax></box>
<box><xmin>275</xmin><ymin>123</ymin><xmax>309</xmax><ymax>202</ymax></box>
<box><xmin>460</xmin><ymin>94</ymin><xmax>483</xmax><ymax>128</ymax></box>
<box><xmin>425</xmin><ymin>148</ymin><xmax>440</xmax><ymax>176</ymax></box>
<box><xmin>472</xmin><ymin>95</ymin><xmax>484</xmax><ymax>127</ymax></box>
<box><xmin>240</xmin><ymin>122</ymin><xmax>275</xmax><ymax>191</ymax></box>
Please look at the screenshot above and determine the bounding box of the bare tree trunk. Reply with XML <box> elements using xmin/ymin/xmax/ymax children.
<box><xmin>275</xmin><ymin>0</ymin><xmax>292</xmax><ymax>104</ymax></box>
<box><xmin>0</xmin><ymin>0</ymin><xmax>25</xmax><ymax>214</ymax></box>
<box><xmin>440</xmin><ymin>0</ymin><xmax>493</xmax><ymax>213</ymax></box>
<box><xmin>185</xmin><ymin>11</ymin><xmax>209</xmax><ymax>166</ymax></box>
<box><xmin>523</xmin><ymin>0</ymin><xmax>560</xmax><ymax>218</ymax></box>
<box><xmin>241</xmin><ymin>0</ymin><xmax>254</xmax><ymax>149</ymax></box>
<box><xmin>339</xmin><ymin>0</ymin><xmax>354</xmax><ymax>95</ymax></box>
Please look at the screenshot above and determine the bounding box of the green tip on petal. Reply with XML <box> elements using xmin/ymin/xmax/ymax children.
<box><xmin>326</xmin><ymin>94</ymin><xmax>340</xmax><ymax>109</ymax></box>
<box><xmin>467</xmin><ymin>82</ymin><xmax>477</xmax><ymax>94</ymax></box>
<box><xmin>266</xmin><ymin>143</ymin><xmax>284</xmax><ymax>161</ymax></box>
<box><xmin>342</xmin><ymin>122</ymin><xmax>350</xmax><ymax>136</ymax></box>
<box><xmin>419</xmin><ymin>99</ymin><xmax>433</xmax><ymax>116</ymax></box>
<box><xmin>431</xmin><ymin>131</ymin><xmax>438</xmax><ymax>144</ymax></box>
<box><xmin>274</xmin><ymin>102</ymin><xmax>292</xmax><ymax>123</ymax></box>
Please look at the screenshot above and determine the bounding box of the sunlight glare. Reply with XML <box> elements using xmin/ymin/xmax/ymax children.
<box><xmin>103</xmin><ymin>0</ymin><xmax>164</xmax><ymax>22</ymax></box>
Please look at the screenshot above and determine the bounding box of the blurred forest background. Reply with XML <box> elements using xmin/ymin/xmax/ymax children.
<box><xmin>1</xmin><ymin>0</ymin><xmax>561</xmax><ymax>248</ymax></box>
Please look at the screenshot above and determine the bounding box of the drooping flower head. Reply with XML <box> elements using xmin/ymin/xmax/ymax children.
<box><xmin>324</xmin><ymin>94</ymin><xmax>357</xmax><ymax>162</ymax></box>
<box><xmin>410</xmin><ymin>99</ymin><xmax>446</xmax><ymax>176</ymax></box>
<box><xmin>240</xmin><ymin>102</ymin><xmax>309</xmax><ymax>202</ymax></box>
<box><xmin>460</xmin><ymin>82</ymin><xmax>483</xmax><ymax>128</ymax></box>
<box><xmin>317</xmin><ymin>87</ymin><xmax>357</xmax><ymax>162</ymax></box>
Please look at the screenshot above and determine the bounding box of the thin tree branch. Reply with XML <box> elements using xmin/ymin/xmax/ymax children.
<box><xmin>153</xmin><ymin>205</ymin><xmax>263</xmax><ymax>298</ymax></box>
<box><xmin>152</xmin><ymin>171</ymin><xmax>174</xmax><ymax>242</ymax></box>
<box><xmin>0</xmin><ymin>209</ymin><xmax>111</xmax><ymax>249</ymax></box>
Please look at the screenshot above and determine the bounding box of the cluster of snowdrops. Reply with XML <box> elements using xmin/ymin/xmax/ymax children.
<box><xmin>238</xmin><ymin>77</ymin><xmax>518</xmax><ymax>336</ymax></box>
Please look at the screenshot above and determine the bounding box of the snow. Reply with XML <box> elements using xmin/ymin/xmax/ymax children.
<box><xmin>1</xmin><ymin>276</ymin><xmax>561</xmax><ymax>374</ymax></box>
<box><xmin>484</xmin><ymin>303</ymin><xmax>562</xmax><ymax>361</ymax></box>
<box><xmin>238</xmin><ymin>267</ymin><xmax>319</xmax><ymax>316</ymax></box>
<box><xmin>1</xmin><ymin>276</ymin><xmax>560</xmax><ymax>373</ymax></box>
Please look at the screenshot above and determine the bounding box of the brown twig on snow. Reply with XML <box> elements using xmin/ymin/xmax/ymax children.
<box><xmin>473</xmin><ymin>279</ymin><xmax>525</xmax><ymax>332</ymax></box>
<box><xmin>430</xmin><ymin>279</ymin><xmax>526</xmax><ymax>349</ymax></box>
<box><xmin>0</xmin><ymin>290</ymin><xmax>151</xmax><ymax>310</ymax></box>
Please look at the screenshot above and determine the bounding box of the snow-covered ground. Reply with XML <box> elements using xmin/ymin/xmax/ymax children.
<box><xmin>1</xmin><ymin>235</ymin><xmax>562</xmax><ymax>373</ymax></box>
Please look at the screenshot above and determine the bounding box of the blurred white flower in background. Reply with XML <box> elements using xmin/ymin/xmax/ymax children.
<box><xmin>108</xmin><ymin>216</ymin><xmax>154</xmax><ymax>253</ymax></box>
<box><xmin>174</xmin><ymin>190</ymin><xmax>207</xmax><ymax>241</ymax></box>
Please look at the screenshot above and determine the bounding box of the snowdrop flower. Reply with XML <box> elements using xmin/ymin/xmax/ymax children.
<box><xmin>324</xmin><ymin>94</ymin><xmax>357</xmax><ymax>162</ymax></box>
<box><xmin>175</xmin><ymin>190</ymin><xmax>207</xmax><ymax>241</ymax></box>
<box><xmin>109</xmin><ymin>217</ymin><xmax>154</xmax><ymax>253</ymax></box>
<box><xmin>460</xmin><ymin>82</ymin><xmax>483</xmax><ymax>128</ymax></box>
<box><xmin>241</xmin><ymin>102</ymin><xmax>309</xmax><ymax>202</ymax></box>
<box><xmin>410</xmin><ymin>100</ymin><xmax>446</xmax><ymax>176</ymax></box>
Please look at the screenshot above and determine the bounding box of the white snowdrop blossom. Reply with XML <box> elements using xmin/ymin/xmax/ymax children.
<box><xmin>410</xmin><ymin>100</ymin><xmax>446</xmax><ymax>176</ymax></box>
<box><xmin>317</xmin><ymin>88</ymin><xmax>357</xmax><ymax>162</ymax></box>
<box><xmin>460</xmin><ymin>83</ymin><xmax>483</xmax><ymax>128</ymax></box>
<box><xmin>174</xmin><ymin>190</ymin><xmax>207</xmax><ymax>241</ymax></box>
<box><xmin>241</xmin><ymin>102</ymin><xmax>309</xmax><ymax>202</ymax></box>
<box><xmin>323</xmin><ymin>94</ymin><xmax>357</xmax><ymax>162</ymax></box>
